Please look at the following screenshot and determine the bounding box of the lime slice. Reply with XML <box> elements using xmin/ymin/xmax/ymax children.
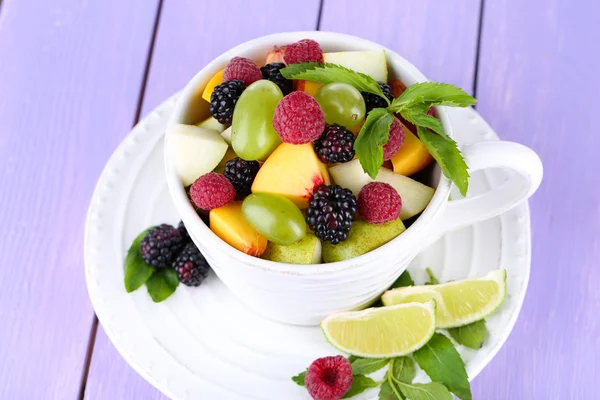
<box><xmin>321</xmin><ymin>301</ymin><xmax>436</xmax><ymax>358</ymax></box>
<box><xmin>381</xmin><ymin>269</ymin><xmax>506</xmax><ymax>328</ymax></box>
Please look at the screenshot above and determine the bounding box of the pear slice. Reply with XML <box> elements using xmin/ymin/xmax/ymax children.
<box><xmin>196</xmin><ymin>116</ymin><xmax>227</xmax><ymax>133</ymax></box>
<box><xmin>262</xmin><ymin>233</ymin><xmax>322</xmax><ymax>264</ymax></box>
<box><xmin>323</xmin><ymin>50</ymin><xmax>388</xmax><ymax>82</ymax></box>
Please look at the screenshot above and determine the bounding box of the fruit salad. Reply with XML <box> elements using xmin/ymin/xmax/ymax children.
<box><xmin>167</xmin><ymin>38</ymin><xmax>475</xmax><ymax>264</ymax></box>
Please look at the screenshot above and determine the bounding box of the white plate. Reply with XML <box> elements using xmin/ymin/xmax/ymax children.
<box><xmin>85</xmin><ymin>94</ymin><xmax>530</xmax><ymax>400</ymax></box>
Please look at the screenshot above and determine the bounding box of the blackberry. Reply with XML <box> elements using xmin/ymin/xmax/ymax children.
<box><xmin>177</xmin><ymin>221</ymin><xmax>191</xmax><ymax>242</ymax></box>
<box><xmin>223</xmin><ymin>157</ymin><xmax>260</xmax><ymax>196</ymax></box>
<box><xmin>313</xmin><ymin>124</ymin><xmax>355</xmax><ymax>164</ymax></box>
<box><xmin>361</xmin><ymin>82</ymin><xmax>394</xmax><ymax>113</ymax></box>
<box><xmin>140</xmin><ymin>224</ymin><xmax>185</xmax><ymax>268</ymax></box>
<box><xmin>306</xmin><ymin>185</ymin><xmax>357</xmax><ymax>245</ymax></box>
<box><xmin>209</xmin><ymin>80</ymin><xmax>245</xmax><ymax>124</ymax></box>
<box><xmin>172</xmin><ymin>243</ymin><xmax>210</xmax><ymax>286</ymax></box>
<box><xmin>260</xmin><ymin>62</ymin><xmax>293</xmax><ymax>95</ymax></box>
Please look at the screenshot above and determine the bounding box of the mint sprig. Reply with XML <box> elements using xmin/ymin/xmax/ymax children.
<box><xmin>124</xmin><ymin>228</ymin><xmax>155</xmax><ymax>292</ymax></box>
<box><xmin>389</xmin><ymin>82</ymin><xmax>476</xmax><ymax>111</ymax></box>
<box><xmin>280</xmin><ymin>62</ymin><xmax>389</xmax><ymax>103</ymax></box>
<box><xmin>448</xmin><ymin>320</ymin><xmax>487</xmax><ymax>349</ymax></box>
<box><xmin>146</xmin><ymin>268</ymin><xmax>179</xmax><ymax>303</ymax></box>
<box><xmin>354</xmin><ymin>108</ymin><xmax>394</xmax><ymax>179</ymax></box>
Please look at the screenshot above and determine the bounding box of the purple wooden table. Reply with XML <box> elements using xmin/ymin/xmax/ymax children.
<box><xmin>0</xmin><ymin>0</ymin><xmax>597</xmax><ymax>398</ymax></box>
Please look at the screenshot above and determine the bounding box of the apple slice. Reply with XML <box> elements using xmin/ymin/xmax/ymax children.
<box><xmin>251</xmin><ymin>143</ymin><xmax>330</xmax><ymax>209</ymax></box>
<box><xmin>167</xmin><ymin>123</ymin><xmax>228</xmax><ymax>186</ymax></box>
<box><xmin>196</xmin><ymin>116</ymin><xmax>226</xmax><ymax>134</ymax></box>
<box><xmin>329</xmin><ymin>159</ymin><xmax>434</xmax><ymax>220</ymax></box>
<box><xmin>323</xmin><ymin>50</ymin><xmax>388</xmax><ymax>82</ymax></box>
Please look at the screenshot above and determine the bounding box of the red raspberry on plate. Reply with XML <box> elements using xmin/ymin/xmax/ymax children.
<box><xmin>358</xmin><ymin>182</ymin><xmax>402</xmax><ymax>224</ymax></box>
<box><xmin>383</xmin><ymin>118</ymin><xmax>405</xmax><ymax>160</ymax></box>
<box><xmin>273</xmin><ymin>91</ymin><xmax>325</xmax><ymax>144</ymax></box>
<box><xmin>284</xmin><ymin>39</ymin><xmax>323</xmax><ymax>64</ymax></box>
<box><xmin>305</xmin><ymin>356</ymin><xmax>353</xmax><ymax>400</ymax></box>
<box><xmin>190</xmin><ymin>173</ymin><xmax>235</xmax><ymax>210</ymax></box>
<box><xmin>223</xmin><ymin>57</ymin><xmax>262</xmax><ymax>87</ymax></box>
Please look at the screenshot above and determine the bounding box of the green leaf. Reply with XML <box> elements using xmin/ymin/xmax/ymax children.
<box><xmin>448</xmin><ymin>320</ymin><xmax>487</xmax><ymax>349</ymax></box>
<box><xmin>379</xmin><ymin>380</ymin><xmax>402</xmax><ymax>400</ymax></box>
<box><xmin>389</xmin><ymin>82</ymin><xmax>476</xmax><ymax>111</ymax></box>
<box><xmin>391</xmin><ymin>271</ymin><xmax>414</xmax><ymax>288</ymax></box>
<box><xmin>413</xmin><ymin>333</ymin><xmax>472</xmax><ymax>400</ymax></box>
<box><xmin>291</xmin><ymin>370</ymin><xmax>306</xmax><ymax>386</ymax></box>
<box><xmin>396</xmin><ymin>381</ymin><xmax>453</xmax><ymax>400</ymax></box>
<box><xmin>354</xmin><ymin>108</ymin><xmax>394</xmax><ymax>179</ymax></box>
<box><xmin>391</xmin><ymin>357</ymin><xmax>415</xmax><ymax>384</ymax></box>
<box><xmin>280</xmin><ymin>62</ymin><xmax>388</xmax><ymax>102</ymax></box>
<box><xmin>343</xmin><ymin>375</ymin><xmax>379</xmax><ymax>398</ymax></box>
<box><xmin>348</xmin><ymin>355</ymin><xmax>358</xmax><ymax>363</ymax></box>
<box><xmin>399</xmin><ymin>108</ymin><xmax>446</xmax><ymax>137</ymax></box>
<box><xmin>124</xmin><ymin>229</ymin><xmax>155</xmax><ymax>293</ymax></box>
<box><xmin>425</xmin><ymin>268</ymin><xmax>440</xmax><ymax>285</ymax></box>
<box><xmin>417</xmin><ymin>126</ymin><xmax>469</xmax><ymax>196</ymax></box>
<box><xmin>146</xmin><ymin>268</ymin><xmax>179</xmax><ymax>302</ymax></box>
<box><xmin>350</xmin><ymin>357</ymin><xmax>390</xmax><ymax>375</ymax></box>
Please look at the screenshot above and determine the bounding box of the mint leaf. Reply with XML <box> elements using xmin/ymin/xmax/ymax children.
<box><xmin>350</xmin><ymin>357</ymin><xmax>389</xmax><ymax>375</ymax></box>
<box><xmin>343</xmin><ymin>375</ymin><xmax>379</xmax><ymax>398</ymax></box>
<box><xmin>399</xmin><ymin>108</ymin><xmax>445</xmax><ymax>137</ymax></box>
<box><xmin>291</xmin><ymin>370</ymin><xmax>306</xmax><ymax>386</ymax></box>
<box><xmin>354</xmin><ymin>108</ymin><xmax>394</xmax><ymax>178</ymax></box>
<box><xmin>389</xmin><ymin>82</ymin><xmax>476</xmax><ymax>111</ymax></box>
<box><xmin>124</xmin><ymin>229</ymin><xmax>155</xmax><ymax>293</ymax></box>
<box><xmin>391</xmin><ymin>357</ymin><xmax>415</xmax><ymax>383</ymax></box>
<box><xmin>396</xmin><ymin>381</ymin><xmax>453</xmax><ymax>400</ymax></box>
<box><xmin>448</xmin><ymin>320</ymin><xmax>487</xmax><ymax>349</ymax></box>
<box><xmin>413</xmin><ymin>333</ymin><xmax>471</xmax><ymax>400</ymax></box>
<box><xmin>418</xmin><ymin>126</ymin><xmax>469</xmax><ymax>196</ymax></box>
<box><xmin>391</xmin><ymin>270</ymin><xmax>414</xmax><ymax>288</ymax></box>
<box><xmin>348</xmin><ymin>355</ymin><xmax>358</xmax><ymax>363</ymax></box>
<box><xmin>379</xmin><ymin>380</ymin><xmax>401</xmax><ymax>399</ymax></box>
<box><xmin>280</xmin><ymin>62</ymin><xmax>388</xmax><ymax>102</ymax></box>
<box><xmin>425</xmin><ymin>268</ymin><xmax>440</xmax><ymax>285</ymax></box>
<box><xmin>146</xmin><ymin>268</ymin><xmax>179</xmax><ymax>302</ymax></box>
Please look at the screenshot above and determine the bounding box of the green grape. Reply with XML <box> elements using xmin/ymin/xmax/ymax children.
<box><xmin>242</xmin><ymin>193</ymin><xmax>306</xmax><ymax>245</ymax></box>
<box><xmin>316</xmin><ymin>82</ymin><xmax>366</xmax><ymax>129</ymax></box>
<box><xmin>232</xmin><ymin>80</ymin><xmax>282</xmax><ymax>161</ymax></box>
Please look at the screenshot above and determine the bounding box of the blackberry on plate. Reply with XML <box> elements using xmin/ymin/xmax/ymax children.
<box><xmin>172</xmin><ymin>243</ymin><xmax>211</xmax><ymax>286</ymax></box>
<box><xmin>177</xmin><ymin>221</ymin><xmax>191</xmax><ymax>242</ymax></box>
<box><xmin>313</xmin><ymin>124</ymin><xmax>355</xmax><ymax>164</ymax></box>
<box><xmin>140</xmin><ymin>224</ymin><xmax>185</xmax><ymax>269</ymax></box>
<box><xmin>306</xmin><ymin>185</ymin><xmax>357</xmax><ymax>245</ymax></box>
<box><xmin>223</xmin><ymin>157</ymin><xmax>260</xmax><ymax>195</ymax></box>
<box><xmin>260</xmin><ymin>62</ymin><xmax>293</xmax><ymax>95</ymax></box>
<box><xmin>209</xmin><ymin>80</ymin><xmax>245</xmax><ymax>124</ymax></box>
<box><xmin>361</xmin><ymin>81</ymin><xmax>394</xmax><ymax>113</ymax></box>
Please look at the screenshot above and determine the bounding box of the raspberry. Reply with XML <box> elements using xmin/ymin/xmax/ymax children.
<box><xmin>284</xmin><ymin>39</ymin><xmax>323</xmax><ymax>65</ymax></box>
<box><xmin>223</xmin><ymin>157</ymin><xmax>260</xmax><ymax>196</ymax></box>
<box><xmin>260</xmin><ymin>62</ymin><xmax>293</xmax><ymax>95</ymax></box>
<box><xmin>383</xmin><ymin>119</ymin><xmax>405</xmax><ymax>160</ymax></box>
<box><xmin>172</xmin><ymin>243</ymin><xmax>211</xmax><ymax>286</ymax></box>
<box><xmin>313</xmin><ymin>124</ymin><xmax>355</xmax><ymax>164</ymax></box>
<box><xmin>358</xmin><ymin>182</ymin><xmax>402</xmax><ymax>224</ymax></box>
<box><xmin>140</xmin><ymin>224</ymin><xmax>185</xmax><ymax>269</ymax></box>
<box><xmin>306</xmin><ymin>185</ymin><xmax>357</xmax><ymax>244</ymax></box>
<box><xmin>223</xmin><ymin>57</ymin><xmax>262</xmax><ymax>87</ymax></box>
<box><xmin>362</xmin><ymin>82</ymin><xmax>394</xmax><ymax>113</ymax></box>
<box><xmin>273</xmin><ymin>92</ymin><xmax>325</xmax><ymax>144</ymax></box>
<box><xmin>209</xmin><ymin>80</ymin><xmax>245</xmax><ymax>124</ymax></box>
<box><xmin>305</xmin><ymin>356</ymin><xmax>353</xmax><ymax>400</ymax></box>
<box><xmin>190</xmin><ymin>173</ymin><xmax>235</xmax><ymax>210</ymax></box>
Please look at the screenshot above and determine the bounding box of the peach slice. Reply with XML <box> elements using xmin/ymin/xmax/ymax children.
<box><xmin>202</xmin><ymin>69</ymin><xmax>224</xmax><ymax>102</ymax></box>
<box><xmin>296</xmin><ymin>80</ymin><xmax>323</xmax><ymax>97</ymax></box>
<box><xmin>390</xmin><ymin>79</ymin><xmax>407</xmax><ymax>98</ymax></box>
<box><xmin>210</xmin><ymin>201</ymin><xmax>267</xmax><ymax>257</ymax></box>
<box><xmin>251</xmin><ymin>143</ymin><xmax>330</xmax><ymax>209</ymax></box>
<box><xmin>390</xmin><ymin>125</ymin><xmax>434</xmax><ymax>176</ymax></box>
<box><xmin>265</xmin><ymin>46</ymin><xmax>286</xmax><ymax>64</ymax></box>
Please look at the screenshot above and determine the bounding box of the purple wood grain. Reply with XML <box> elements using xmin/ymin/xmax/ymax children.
<box><xmin>83</xmin><ymin>1</ymin><xmax>321</xmax><ymax>398</ymax></box>
<box><xmin>320</xmin><ymin>0</ymin><xmax>481</xmax><ymax>94</ymax></box>
<box><xmin>0</xmin><ymin>0</ymin><xmax>159</xmax><ymax>398</ymax></box>
<box><xmin>472</xmin><ymin>0</ymin><xmax>600</xmax><ymax>398</ymax></box>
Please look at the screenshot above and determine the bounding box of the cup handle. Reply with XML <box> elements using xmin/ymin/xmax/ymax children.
<box><xmin>433</xmin><ymin>140</ymin><xmax>543</xmax><ymax>235</ymax></box>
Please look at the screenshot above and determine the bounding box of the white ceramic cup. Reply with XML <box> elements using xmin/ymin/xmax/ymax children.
<box><xmin>165</xmin><ymin>31</ymin><xmax>543</xmax><ymax>326</ymax></box>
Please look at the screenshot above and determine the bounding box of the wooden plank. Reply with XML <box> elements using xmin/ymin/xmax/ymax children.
<box><xmin>0</xmin><ymin>0</ymin><xmax>159</xmax><ymax>398</ymax></box>
<box><xmin>83</xmin><ymin>1</ymin><xmax>321</xmax><ymax>398</ymax></box>
<box><xmin>472</xmin><ymin>0</ymin><xmax>600</xmax><ymax>398</ymax></box>
<box><xmin>320</xmin><ymin>0</ymin><xmax>481</xmax><ymax>94</ymax></box>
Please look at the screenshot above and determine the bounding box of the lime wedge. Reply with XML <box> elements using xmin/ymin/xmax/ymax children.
<box><xmin>321</xmin><ymin>301</ymin><xmax>436</xmax><ymax>358</ymax></box>
<box><xmin>381</xmin><ymin>269</ymin><xmax>506</xmax><ymax>328</ymax></box>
